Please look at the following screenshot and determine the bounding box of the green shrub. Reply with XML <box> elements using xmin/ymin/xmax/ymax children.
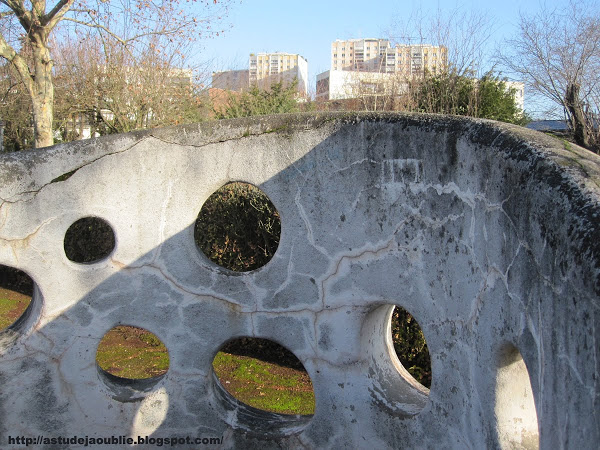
<box><xmin>391</xmin><ymin>308</ymin><xmax>431</xmax><ymax>388</ymax></box>
<box><xmin>213</xmin><ymin>80</ymin><xmax>300</xmax><ymax>119</ymax></box>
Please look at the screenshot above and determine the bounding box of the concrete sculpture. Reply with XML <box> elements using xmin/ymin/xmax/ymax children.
<box><xmin>0</xmin><ymin>113</ymin><xmax>598</xmax><ymax>448</ymax></box>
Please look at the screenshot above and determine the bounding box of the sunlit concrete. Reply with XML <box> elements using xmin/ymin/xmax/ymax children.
<box><xmin>0</xmin><ymin>112</ymin><xmax>599</xmax><ymax>449</ymax></box>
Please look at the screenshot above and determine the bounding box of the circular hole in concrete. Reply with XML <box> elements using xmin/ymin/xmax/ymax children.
<box><xmin>390</xmin><ymin>306</ymin><xmax>432</xmax><ymax>389</ymax></box>
<box><xmin>495</xmin><ymin>344</ymin><xmax>539</xmax><ymax>448</ymax></box>
<box><xmin>96</xmin><ymin>325</ymin><xmax>169</xmax><ymax>380</ymax></box>
<box><xmin>212</xmin><ymin>337</ymin><xmax>315</xmax><ymax>416</ymax></box>
<box><xmin>194</xmin><ymin>182</ymin><xmax>281</xmax><ymax>272</ymax></box>
<box><xmin>64</xmin><ymin>216</ymin><xmax>115</xmax><ymax>263</ymax></box>
<box><xmin>362</xmin><ymin>304</ymin><xmax>429</xmax><ymax>417</ymax></box>
<box><xmin>0</xmin><ymin>264</ymin><xmax>35</xmax><ymax>334</ymax></box>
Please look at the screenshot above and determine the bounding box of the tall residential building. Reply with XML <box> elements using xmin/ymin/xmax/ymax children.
<box><xmin>212</xmin><ymin>53</ymin><xmax>308</xmax><ymax>97</ymax></box>
<box><xmin>318</xmin><ymin>38</ymin><xmax>448</xmax><ymax>102</ymax></box>
<box><xmin>249</xmin><ymin>52</ymin><xmax>308</xmax><ymax>97</ymax></box>
<box><xmin>331</xmin><ymin>38</ymin><xmax>447</xmax><ymax>76</ymax></box>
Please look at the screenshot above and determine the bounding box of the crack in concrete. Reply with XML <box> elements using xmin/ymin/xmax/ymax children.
<box><xmin>0</xmin><ymin>140</ymin><xmax>146</xmax><ymax>205</ymax></box>
<box><xmin>294</xmin><ymin>186</ymin><xmax>330</xmax><ymax>260</ymax></box>
<box><xmin>147</xmin><ymin>119</ymin><xmax>330</xmax><ymax>150</ymax></box>
<box><xmin>320</xmin><ymin>236</ymin><xmax>398</xmax><ymax>309</ymax></box>
<box><xmin>105</xmin><ymin>261</ymin><xmax>332</xmax><ymax>316</ymax></box>
<box><xmin>0</xmin><ymin>217</ymin><xmax>55</xmax><ymax>254</ymax></box>
<box><xmin>304</xmin><ymin>355</ymin><xmax>363</xmax><ymax>368</ymax></box>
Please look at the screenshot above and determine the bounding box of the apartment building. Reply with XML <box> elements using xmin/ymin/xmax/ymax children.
<box><xmin>505</xmin><ymin>81</ymin><xmax>525</xmax><ymax>111</ymax></box>
<box><xmin>316</xmin><ymin>70</ymin><xmax>404</xmax><ymax>102</ymax></box>
<box><xmin>331</xmin><ymin>38</ymin><xmax>447</xmax><ymax>77</ymax></box>
<box><xmin>249</xmin><ymin>52</ymin><xmax>308</xmax><ymax>96</ymax></box>
<box><xmin>318</xmin><ymin>38</ymin><xmax>448</xmax><ymax>102</ymax></box>
<box><xmin>212</xmin><ymin>53</ymin><xmax>308</xmax><ymax>97</ymax></box>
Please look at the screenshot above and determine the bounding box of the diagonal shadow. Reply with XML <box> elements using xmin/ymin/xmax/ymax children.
<box><xmin>0</xmin><ymin>112</ymin><xmax>598</xmax><ymax>448</ymax></box>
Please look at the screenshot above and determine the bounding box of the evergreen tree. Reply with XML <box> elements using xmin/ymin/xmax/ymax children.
<box><xmin>415</xmin><ymin>71</ymin><xmax>530</xmax><ymax>125</ymax></box>
<box><xmin>214</xmin><ymin>80</ymin><xmax>300</xmax><ymax>119</ymax></box>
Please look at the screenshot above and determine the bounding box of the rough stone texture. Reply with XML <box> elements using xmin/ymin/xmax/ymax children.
<box><xmin>0</xmin><ymin>112</ymin><xmax>598</xmax><ymax>449</ymax></box>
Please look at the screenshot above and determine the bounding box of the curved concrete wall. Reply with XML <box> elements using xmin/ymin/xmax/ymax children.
<box><xmin>0</xmin><ymin>113</ymin><xmax>598</xmax><ymax>449</ymax></box>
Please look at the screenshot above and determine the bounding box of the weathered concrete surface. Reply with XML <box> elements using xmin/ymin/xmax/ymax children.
<box><xmin>0</xmin><ymin>112</ymin><xmax>598</xmax><ymax>449</ymax></box>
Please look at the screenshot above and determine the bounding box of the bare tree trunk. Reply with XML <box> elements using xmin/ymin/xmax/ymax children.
<box><xmin>30</xmin><ymin>40</ymin><xmax>54</xmax><ymax>148</ymax></box>
<box><xmin>565</xmin><ymin>82</ymin><xmax>590</xmax><ymax>149</ymax></box>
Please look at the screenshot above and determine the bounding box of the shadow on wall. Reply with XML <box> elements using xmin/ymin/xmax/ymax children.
<box><xmin>0</xmin><ymin>112</ymin><xmax>599</xmax><ymax>448</ymax></box>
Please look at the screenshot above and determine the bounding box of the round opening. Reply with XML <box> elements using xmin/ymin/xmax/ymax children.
<box><xmin>0</xmin><ymin>264</ymin><xmax>34</xmax><ymax>332</ymax></box>
<box><xmin>96</xmin><ymin>325</ymin><xmax>169</xmax><ymax>380</ymax></box>
<box><xmin>64</xmin><ymin>216</ymin><xmax>116</xmax><ymax>263</ymax></box>
<box><xmin>390</xmin><ymin>306</ymin><xmax>432</xmax><ymax>389</ymax></box>
<box><xmin>362</xmin><ymin>304</ymin><xmax>429</xmax><ymax>417</ymax></box>
<box><xmin>194</xmin><ymin>182</ymin><xmax>281</xmax><ymax>272</ymax></box>
<box><xmin>495</xmin><ymin>344</ymin><xmax>539</xmax><ymax>448</ymax></box>
<box><xmin>212</xmin><ymin>337</ymin><xmax>315</xmax><ymax>416</ymax></box>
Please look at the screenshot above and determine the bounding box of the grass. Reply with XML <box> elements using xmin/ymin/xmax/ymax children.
<box><xmin>95</xmin><ymin>325</ymin><xmax>170</xmax><ymax>379</ymax></box>
<box><xmin>1</xmin><ymin>292</ymin><xmax>315</xmax><ymax>415</ymax></box>
<box><xmin>0</xmin><ymin>288</ymin><xmax>31</xmax><ymax>329</ymax></box>
<box><xmin>95</xmin><ymin>327</ymin><xmax>316</xmax><ymax>415</ymax></box>
<box><xmin>212</xmin><ymin>351</ymin><xmax>315</xmax><ymax>415</ymax></box>
<box><xmin>1</xmin><ymin>286</ymin><xmax>430</xmax><ymax>413</ymax></box>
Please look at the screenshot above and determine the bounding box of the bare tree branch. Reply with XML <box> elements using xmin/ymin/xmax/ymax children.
<box><xmin>498</xmin><ymin>0</ymin><xmax>600</xmax><ymax>152</ymax></box>
<box><xmin>1</xmin><ymin>0</ymin><xmax>231</xmax><ymax>148</ymax></box>
<box><xmin>43</xmin><ymin>0</ymin><xmax>74</xmax><ymax>27</ymax></box>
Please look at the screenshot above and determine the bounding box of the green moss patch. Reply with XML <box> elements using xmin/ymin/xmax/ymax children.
<box><xmin>96</xmin><ymin>325</ymin><xmax>169</xmax><ymax>379</ymax></box>
<box><xmin>0</xmin><ymin>288</ymin><xmax>31</xmax><ymax>330</ymax></box>
<box><xmin>213</xmin><ymin>351</ymin><xmax>315</xmax><ymax>415</ymax></box>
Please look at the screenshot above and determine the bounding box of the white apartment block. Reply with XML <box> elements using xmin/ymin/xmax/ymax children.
<box><xmin>316</xmin><ymin>70</ymin><xmax>408</xmax><ymax>101</ymax></box>
<box><xmin>211</xmin><ymin>53</ymin><xmax>308</xmax><ymax>97</ymax></box>
<box><xmin>317</xmin><ymin>71</ymin><xmax>526</xmax><ymax>110</ymax></box>
<box><xmin>318</xmin><ymin>38</ymin><xmax>448</xmax><ymax>102</ymax></box>
<box><xmin>505</xmin><ymin>81</ymin><xmax>525</xmax><ymax>111</ymax></box>
<box><xmin>249</xmin><ymin>52</ymin><xmax>308</xmax><ymax>97</ymax></box>
<box><xmin>331</xmin><ymin>38</ymin><xmax>447</xmax><ymax>77</ymax></box>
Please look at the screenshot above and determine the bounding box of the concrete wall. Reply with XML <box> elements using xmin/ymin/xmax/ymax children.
<box><xmin>0</xmin><ymin>112</ymin><xmax>599</xmax><ymax>449</ymax></box>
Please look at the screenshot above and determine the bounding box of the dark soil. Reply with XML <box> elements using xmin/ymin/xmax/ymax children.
<box><xmin>221</xmin><ymin>338</ymin><xmax>308</xmax><ymax>372</ymax></box>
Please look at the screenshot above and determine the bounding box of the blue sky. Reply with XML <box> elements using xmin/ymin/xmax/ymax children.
<box><xmin>201</xmin><ymin>0</ymin><xmax>569</xmax><ymax>113</ymax></box>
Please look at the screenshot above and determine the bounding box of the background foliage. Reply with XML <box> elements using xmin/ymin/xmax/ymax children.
<box><xmin>213</xmin><ymin>80</ymin><xmax>302</xmax><ymax>119</ymax></box>
<box><xmin>391</xmin><ymin>308</ymin><xmax>431</xmax><ymax>387</ymax></box>
<box><xmin>414</xmin><ymin>72</ymin><xmax>530</xmax><ymax>125</ymax></box>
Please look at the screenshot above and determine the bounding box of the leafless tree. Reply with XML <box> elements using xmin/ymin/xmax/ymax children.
<box><xmin>498</xmin><ymin>0</ymin><xmax>600</xmax><ymax>152</ymax></box>
<box><xmin>0</xmin><ymin>61</ymin><xmax>33</xmax><ymax>150</ymax></box>
<box><xmin>375</xmin><ymin>5</ymin><xmax>507</xmax><ymax>117</ymax></box>
<box><xmin>0</xmin><ymin>0</ymin><xmax>231</xmax><ymax>148</ymax></box>
<box><xmin>388</xmin><ymin>5</ymin><xmax>494</xmax><ymax>77</ymax></box>
<box><xmin>338</xmin><ymin>71</ymin><xmax>408</xmax><ymax>112</ymax></box>
<box><xmin>52</xmin><ymin>34</ymin><xmax>210</xmax><ymax>139</ymax></box>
